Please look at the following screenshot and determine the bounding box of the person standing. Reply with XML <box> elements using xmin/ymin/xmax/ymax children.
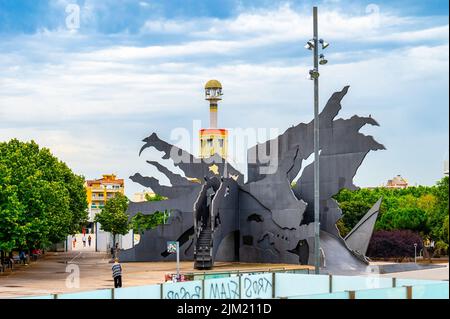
<box><xmin>88</xmin><ymin>235</ymin><xmax>92</xmax><ymax>247</ymax></box>
<box><xmin>19</xmin><ymin>250</ymin><xmax>27</xmax><ymax>265</ymax></box>
<box><xmin>82</xmin><ymin>234</ymin><xmax>87</xmax><ymax>248</ymax></box>
<box><xmin>112</xmin><ymin>258</ymin><xmax>122</xmax><ymax>288</ymax></box>
<box><xmin>72</xmin><ymin>237</ymin><xmax>76</xmax><ymax>249</ymax></box>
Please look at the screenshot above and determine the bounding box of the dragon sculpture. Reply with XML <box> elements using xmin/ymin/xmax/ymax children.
<box><xmin>120</xmin><ymin>86</ymin><xmax>385</xmax><ymax>274</ymax></box>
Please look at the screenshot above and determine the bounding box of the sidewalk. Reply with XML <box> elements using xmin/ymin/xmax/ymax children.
<box><xmin>379</xmin><ymin>263</ymin><xmax>449</xmax><ymax>281</ymax></box>
<box><xmin>0</xmin><ymin>251</ymin><xmax>306</xmax><ymax>299</ymax></box>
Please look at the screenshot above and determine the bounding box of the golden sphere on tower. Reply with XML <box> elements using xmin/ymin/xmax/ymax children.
<box><xmin>205</xmin><ymin>79</ymin><xmax>222</xmax><ymax>89</ymax></box>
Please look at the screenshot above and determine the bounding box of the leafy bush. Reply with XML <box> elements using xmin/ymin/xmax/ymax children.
<box><xmin>433</xmin><ymin>240</ymin><xmax>448</xmax><ymax>257</ymax></box>
<box><xmin>367</xmin><ymin>230</ymin><xmax>423</xmax><ymax>258</ymax></box>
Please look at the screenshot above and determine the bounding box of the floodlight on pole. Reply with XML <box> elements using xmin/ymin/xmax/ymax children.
<box><xmin>309</xmin><ymin>69</ymin><xmax>320</xmax><ymax>80</ymax></box>
<box><xmin>306</xmin><ymin>6</ymin><xmax>332</xmax><ymax>275</ymax></box>
<box><xmin>319</xmin><ymin>54</ymin><xmax>328</xmax><ymax>65</ymax></box>
<box><xmin>304</xmin><ymin>39</ymin><xmax>315</xmax><ymax>50</ymax></box>
<box><xmin>319</xmin><ymin>39</ymin><xmax>329</xmax><ymax>49</ymax></box>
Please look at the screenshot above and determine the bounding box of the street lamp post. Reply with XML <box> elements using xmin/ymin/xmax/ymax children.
<box><xmin>305</xmin><ymin>6</ymin><xmax>329</xmax><ymax>274</ymax></box>
<box><xmin>414</xmin><ymin>243</ymin><xmax>417</xmax><ymax>263</ymax></box>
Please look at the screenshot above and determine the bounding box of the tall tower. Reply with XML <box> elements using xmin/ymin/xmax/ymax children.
<box><xmin>199</xmin><ymin>80</ymin><xmax>228</xmax><ymax>159</ymax></box>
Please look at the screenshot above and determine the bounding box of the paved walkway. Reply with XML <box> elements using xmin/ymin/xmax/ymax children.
<box><xmin>0</xmin><ymin>252</ymin><xmax>309</xmax><ymax>299</ymax></box>
<box><xmin>377</xmin><ymin>262</ymin><xmax>449</xmax><ymax>281</ymax></box>
<box><xmin>1</xmin><ymin>252</ymin><xmax>447</xmax><ymax>299</ymax></box>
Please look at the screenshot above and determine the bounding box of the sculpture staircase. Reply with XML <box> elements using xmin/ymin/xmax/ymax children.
<box><xmin>194</xmin><ymin>227</ymin><xmax>213</xmax><ymax>269</ymax></box>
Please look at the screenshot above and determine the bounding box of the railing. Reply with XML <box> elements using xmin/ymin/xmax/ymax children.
<box><xmin>15</xmin><ymin>272</ymin><xmax>448</xmax><ymax>299</ymax></box>
<box><xmin>182</xmin><ymin>267</ymin><xmax>311</xmax><ymax>281</ymax></box>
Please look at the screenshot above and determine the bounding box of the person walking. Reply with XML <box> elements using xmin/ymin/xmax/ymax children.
<box><xmin>88</xmin><ymin>235</ymin><xmax>92</xmax><ymax>247</ymax></box>
<box><xmin>112</xmin><ymin>258</ymin><xmax>123</xmax><ymax>288</ymax></box>
<box><xmin>82</xmin><ymin>234</ymin><xmax>86</xmax><ymax>248</ymax></box>
<box><xmin>72</xmin><ymin>237</ymin><xmax>76</xmax><ymax>249</ymax></box>
<box><xmin>19</xmin><ymin>250</ymin><xmax>27</xmax><ymax>265</ymax></box>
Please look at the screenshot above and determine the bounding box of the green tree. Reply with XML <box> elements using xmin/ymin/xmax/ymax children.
<box><xmin>378</xmin><ymin>207</ymin><xmax>428</xmax><ymax>232</ymax></box>
<box><xmin>417</xmin><ymin>193</ymin><xmax>438</xmax><ymax>212</ymax></box>
<box><xmin>0</xmin><ymin>139</ymin><xmax>88</xmax><ymax>252</ymax></box>
<box><xmin>94</xmin><ymin>193</ymin><xmax>129</xmax><ymax>247</ymax></box>
<box><xmin>145</xmin><ymin>193</ymin><xmax>167</xmax><ymax>201</ymax></box>
<box><xmin>443</xmin><ymin>215</ymin><xmax>449</xmax><ymax>243</ymax></box>
<box><xmin>0</xmin><ymin>167</ymin><xmax>26</xmax><ymax>251</ymax></box>
<box><xmin>334</xmin><ymin>177</ymin><xmax>449</xmax><ymax>251</ymax></box>
<box><xmin>431</xmin><ymin>177</ymin><xmax>449</xmax><ymax>243</ymax></box>
<box><xmin>130</xmin><ymin>210</ymin><xmax>168</xmax><ymax>235</ymax></box>
<box><xmin>338</xmin><ymin>200</ymin><xmax>373</xmax><ymax>237</ymax></box>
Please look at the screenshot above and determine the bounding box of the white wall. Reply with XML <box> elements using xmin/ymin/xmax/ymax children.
<box><xmin>120</xmin><ymin>230</ymin><xmax>134</xmax><ymax>250</ymax></box>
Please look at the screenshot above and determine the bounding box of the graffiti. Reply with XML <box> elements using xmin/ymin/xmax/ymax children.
<box><xmin>242</xmin><ymin>275</ymin><xmax>273</xmax><ymax>298</ymax></box>
<box><xmin>166</xmin><ymin>285</ymin><xmax>202</xmax><ymax>299</ymax></box>
<box><xmin>207</xmin><ymin>279</ymin><xmax>240</xmax><ymax>299</ymax></box>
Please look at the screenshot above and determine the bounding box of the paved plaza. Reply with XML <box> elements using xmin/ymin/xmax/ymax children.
<box><xmin>0</xmin><ymin>252</ymin><xmax>311</xmax><ymax>298</ymax></box>
<box><xmin>0</xmin><ymin>252</ymin><xmax>447</xmax><ymax>299</ymax></box>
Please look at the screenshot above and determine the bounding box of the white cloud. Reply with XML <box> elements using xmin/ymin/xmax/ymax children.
<box><xmin>0</xmin><ymin>4</ymin><xmax>448</xmax><ymax>195</ymax></box>
<box><xmin>140</xmin><ymin>5</ymin><xmax>448</xmax><ymax>45</ymax></box>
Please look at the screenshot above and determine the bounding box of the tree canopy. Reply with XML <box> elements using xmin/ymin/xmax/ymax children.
<box><xmin>0</xmin><ymin>139</ymin><xmax>88</xmax><ymax>251</ymax></box>
<box><xmin>94</xmin><ymin>192</ymin><xmax>130</xmax><ymax>244</ymax></box>
<box><xmin>130</xmin><ymin>210</ymin><xmax>168</xmax><ymax>235</ymax></box>
<box><xmin>334</xmin><ymin>176</ymin><xmax>449</xmax><ymax>255</ymax></box>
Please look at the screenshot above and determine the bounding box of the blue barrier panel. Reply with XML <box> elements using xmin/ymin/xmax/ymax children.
<box><xmin>162</xmin><ymin>280</ymin><xmax>203</xmax><ymax>299</ymax></box>
<box><xmin>204</xmin><ymin>277</ymin><xmax>240</xmax><ymax>299</ymax></box>
<box><xmin>396</xmin><ymin>278</ymin><xmax>445</xmax><ymax>287</ymax></box>
<box><xmin>57</xmin><ymin>289</ymin><xmax>112</xmax><ymax>299</ymax></box>
<box><xmin>332</xmin><ymin>275</ymin><xmax>392</xmax><ymax>292</ymax></box>
<box><xmin>114</xmin><ymin>284</ymin><xmax>161</xmax><ymax>299</ymax></box>
<box><xmin>17</xmin><ymin>294</ymin><xmax>55</xmax><ymax>299</ymax></box>
<box><xmin>289</xmin><ymin>291</ymin><xmax>349</xmax><ymax>299</ymax></box>
<box><xmin>240</xmin><ymin>273</ymin><xmax>273</xmax><ymax>299</ymax></box>
<box><xmin>204</xmin><ymin>273</ymin><xmax>230</xmax><ymax>280</ymax></box>
<box><xmin>275</xmin><ymin>273</ymin><xmax>329</xmax><ymax>297</ymax></box>
<box><xmin>412</xmin><ymin>282</ymin><xmax>449</xmax><ymax>299</ymax></box>
<box><xmin>354</xmin><ymin>287</ymin><xmax>407</xmax><ymax>299</ymax></box>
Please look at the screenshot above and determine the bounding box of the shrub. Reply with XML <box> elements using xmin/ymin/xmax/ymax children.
<box><xmin>433</xmin><ymin>240</ymin><xmax>449</xmax><ymax>257</ymax></box>
<box><xmin>367</xmin><ymin>230</ymin><xmax>423</xmax><ymax>258</ymax></box>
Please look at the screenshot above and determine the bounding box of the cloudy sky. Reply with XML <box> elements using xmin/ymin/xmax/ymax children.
<box><xmin>0</xmin><ymin>0</ymin><xmax>448</xmax><ymax>197</ymax></box>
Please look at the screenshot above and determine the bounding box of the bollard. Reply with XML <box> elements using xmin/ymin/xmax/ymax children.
<box><xmin>201</xmin><ymin>279</ymin><xmax>205</xmax><ymax>299</ymax></box>
<box><xmin>329</xmin><ymin>274</ymin><xmax>333</xmax><ymax>293</ymax></box>
<box><xmin>348</xmin><ymin>290</ymin><xmax>356</xmax><ymax>299</ymax></box>
<box><xmin>406</xmin><ymin>286</ymin><xmax>413</xmax><ymax>299</ymax></box>
<box><xmin>238</xmin><ymin>274</ymin><xmax>242</xmax><ymax>299</ymax></box>
<box><xmin>272</xmin><ymin>272</ymin><xmax>276</xmax><ymax>298</ymax></box>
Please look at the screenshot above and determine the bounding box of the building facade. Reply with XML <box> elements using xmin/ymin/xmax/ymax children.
<box><xmin>133</xmin><ymin>190</ymin><xmax>156</xmax><ymax>202</ymax></box>
<box><xmin>67</xmin><ymin>174</ymin><xmax>129</xmax><ymax>252</ymax></box>
<box><xmin>86</xmin><ymin>174</ymin><xmax>125</xmax><ymax>222</ymax></box>
<box><xmin>385</xmin><ymin>175</ymin><xmax>409</xmax><ymax>189</ymax></box>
